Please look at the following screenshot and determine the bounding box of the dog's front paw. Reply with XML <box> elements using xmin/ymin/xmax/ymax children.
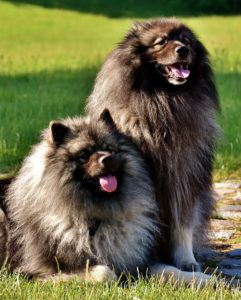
<box><xmin>174</xmin><ymin>254</ymin><xmax>201</xmax><ymax>273</ymax></box>
<box><xmin>149</xmin><ymin>262</ymin><xmax>214</xmax><ymax>288</ymax></box>
<box><xmin>88</xmin><ymin>265</ymin><xmax>117</xmax><ymax>282</ymax></box>
<box><xmin>180</xmin><ymin>262</ymin><xmax>201</xmax><ymax>272</ymax></box>
<box><xmin>173</xmin><ymin>246</ymin><xmax>201</xmax><ymax>273</ymax></box>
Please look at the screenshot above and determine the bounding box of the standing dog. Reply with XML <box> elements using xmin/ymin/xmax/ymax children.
<box><xmin>86</xmin><ymin>18</ymin><xmax>219</xmax><ymax>271</ymax></box>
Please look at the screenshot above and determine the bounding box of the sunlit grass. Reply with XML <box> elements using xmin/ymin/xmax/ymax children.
<box><xmin>0</xmin><ymin>270</ymin><xmax>240</xmax><ymax>300</ymax></box>
<box><xmin>0</xmin><ymin>1</ymin><xmax>240</xmax><ymax>179</ymax></box>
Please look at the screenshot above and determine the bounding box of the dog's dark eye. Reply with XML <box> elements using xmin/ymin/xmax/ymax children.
<box><xmin>101</xmin><ymin>141</ymin><xmax>118</xmax><ymax>152</ymax></box>
<box><xmin>152</xmin><ymin>37</ymin><xmax>167</xmax><ymax>47</ymax></box>
<box><xmin>159</xmin><ymin>37</ymin><xmax>167</xmax><ymax>45</ymax></box>
<box><xmin>78</xmin><ymin>151</ymin><xmax>91</xmax><ymax>163</ymax></box>
<box><xmin>183</xmin><ymin>37</ymin><xmax>190</xmax><ymax>45</ymax></box>
<box><xmin>107</xmin><ymin>145</ymin><xmax>117</xmax><ymax>153</ymax></box>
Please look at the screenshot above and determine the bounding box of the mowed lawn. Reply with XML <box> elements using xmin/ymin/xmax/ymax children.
<box><xmin>0</xmin><ymin>1</ymin><xmax>240</xmax><ymax>179</ymax></box>
<box><xmin>0</xmin><ymin>272</ymin><xmax>241</xmax><ymax>300</ymax></box>
<box><xmin>0</xmin><ymin>1</ymin><xmax>241</xmax><ymax>299</ymax></box>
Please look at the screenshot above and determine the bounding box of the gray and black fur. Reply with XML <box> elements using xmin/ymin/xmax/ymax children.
<box><xmin>5</xmin><ymin>110</ymin><xmax>159</xmax><ymax>280</ymax></box>
<box><xmin>86</xmin><ymin>18</ymin><xmax>219</xmax><ymax>271</ymax></box>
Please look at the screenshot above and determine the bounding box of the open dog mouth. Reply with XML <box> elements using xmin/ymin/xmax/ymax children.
<box><xmin>83</xmin><ymin>152</ymin><xmax>124</xmax><ymax>194</ymax></box>
<box><xmin>157</xmin><ymin>63</ymin><xmax>190</xmax><ymax>83</ymax></box>
<box><xmin>99</xmin><ymin>174</ymin><xmax>117</xmax><ymax>193</ymax></box>
<box><xmin>84</xmin><ymin>173</ymin><xmax>118</xmax><ymax>195</ymax></box>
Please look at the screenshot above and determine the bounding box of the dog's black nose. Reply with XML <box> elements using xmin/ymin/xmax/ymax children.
<box><xmin>101</xmin><ymin>154</ymin><xmax>120</xmax><ymax>172</ymax></box>
<box><xmin>176</xmin><ymin>46</ymin><xmax>189</xmax><ymax>58</ymax></box>
<box><xmin>102</xmin><ymin>155</ymin><xmax>113</xmax><ymax>165</ymax></box>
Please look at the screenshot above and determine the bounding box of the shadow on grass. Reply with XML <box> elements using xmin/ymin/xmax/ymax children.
<box><xmin>0</xmin><ymin>66</ymin><xmax>240</xmax><ymax>176</ymax></box>
<box><xmin>213</xmin><ymin>71</ymin><xmax>241</xmax><ymax>177</ymax></box>
<box><xmin>0</xmin><ymin>65</ymin><xmax>98</xmax><ymax>173</ymax></box>
<box><xmin>3</xmin><ymin>0</ymin><xmax>241</xmax><ymax>18</ymax></box>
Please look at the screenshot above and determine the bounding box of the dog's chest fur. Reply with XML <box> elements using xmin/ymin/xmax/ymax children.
<box><xmin>88</xmin><ymin>203</ymin><xmax>157</xmax><ymax>275</ymax></box>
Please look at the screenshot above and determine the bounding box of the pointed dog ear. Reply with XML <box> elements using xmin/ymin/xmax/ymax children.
<box><xmin>49</xmin><ymin>121</ymin><xmax>70</xmax><ymax>146</ymax></box>
<box><xmin>99</xmin><ymin>109</ymin><xmax>118</xmax><ymax>132</ymax></box>
<box><xmin>132</xmin><ymin>20</ymin><xmax>150</xmax><ymax>32</ymax></box>
<box><xmin>132</xmin><ymin>21</ymin><xmax>143</xmax><ymax>31</ymax></box>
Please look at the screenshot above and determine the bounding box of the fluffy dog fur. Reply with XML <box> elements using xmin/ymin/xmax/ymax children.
<box><xmin>5</xmin><ymin>110</ymin><xmax>160</xmax><ymax>281</ymax></box>
<box><xmin>86</xmin><ymin>18</ymin><xmax>219</xmax><ymax>272</ymax></box>
<box><xmin>0</xmin><ymin>179</ymin><xmax>10</xmax><ymax>267</ymax></box>
<box><xmin>0</xmin><ymin>208</ymin><xmax>7</xmax><ymax>267</ymax></box>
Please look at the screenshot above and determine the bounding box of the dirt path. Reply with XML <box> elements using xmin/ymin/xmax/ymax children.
<box><xmin>198</xmin><ymin>181</ymin><xmax>241</xmax><ymax>285</ymax></box>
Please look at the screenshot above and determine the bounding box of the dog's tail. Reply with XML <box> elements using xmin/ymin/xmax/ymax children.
<box><xmin>149</xmin><ymin>263</ymin><xmax>213</xmax><ymax>288</ymax></box>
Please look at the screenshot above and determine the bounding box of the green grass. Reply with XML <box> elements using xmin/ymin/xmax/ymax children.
<box><xmin>2</xmin><ymin>0</ymin><xmax>241</xmax><ymax>17</ymax></box>
<box><xmin>0</xmin><ymin>271</ymin><xmax>240</xmax><ymax>300</ymax></box>
<box><xmin>0</xmin><ymin>1</ymin><xmax>240</xmax><ymax>178</ymax></box>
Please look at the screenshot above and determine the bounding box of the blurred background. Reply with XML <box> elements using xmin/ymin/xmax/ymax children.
<box><xmin>0</xmin><ymin>0</ymin><xmax>240</xmax><ymax>179</ymax></box>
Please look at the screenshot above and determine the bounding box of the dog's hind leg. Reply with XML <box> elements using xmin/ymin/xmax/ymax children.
<box><xmin>149</xmin><ymin>262</ymin><xmax>212</xmax><ymax>287</ymax></box>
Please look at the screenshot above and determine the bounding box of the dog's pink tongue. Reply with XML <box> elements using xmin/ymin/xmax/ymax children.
<box><xmin>99</xmin><ymin>175</ymin><xmax>117</xmax><ymax>193</ymax></box>
<box><xmin>170</xmin><ymin>65</ymin><xmax>190</xmax><ymax>78</ymax></box>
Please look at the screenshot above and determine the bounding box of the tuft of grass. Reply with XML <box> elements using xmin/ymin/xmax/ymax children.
<box><xmin>231</xmin><ymin>235</ymin><xmax>241</xmax><ymax>244</ymax></box>
<box><xmin>0</xmin><ymin>270</ymin><xmax>240</xmax><ymax>300</ymax></box>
